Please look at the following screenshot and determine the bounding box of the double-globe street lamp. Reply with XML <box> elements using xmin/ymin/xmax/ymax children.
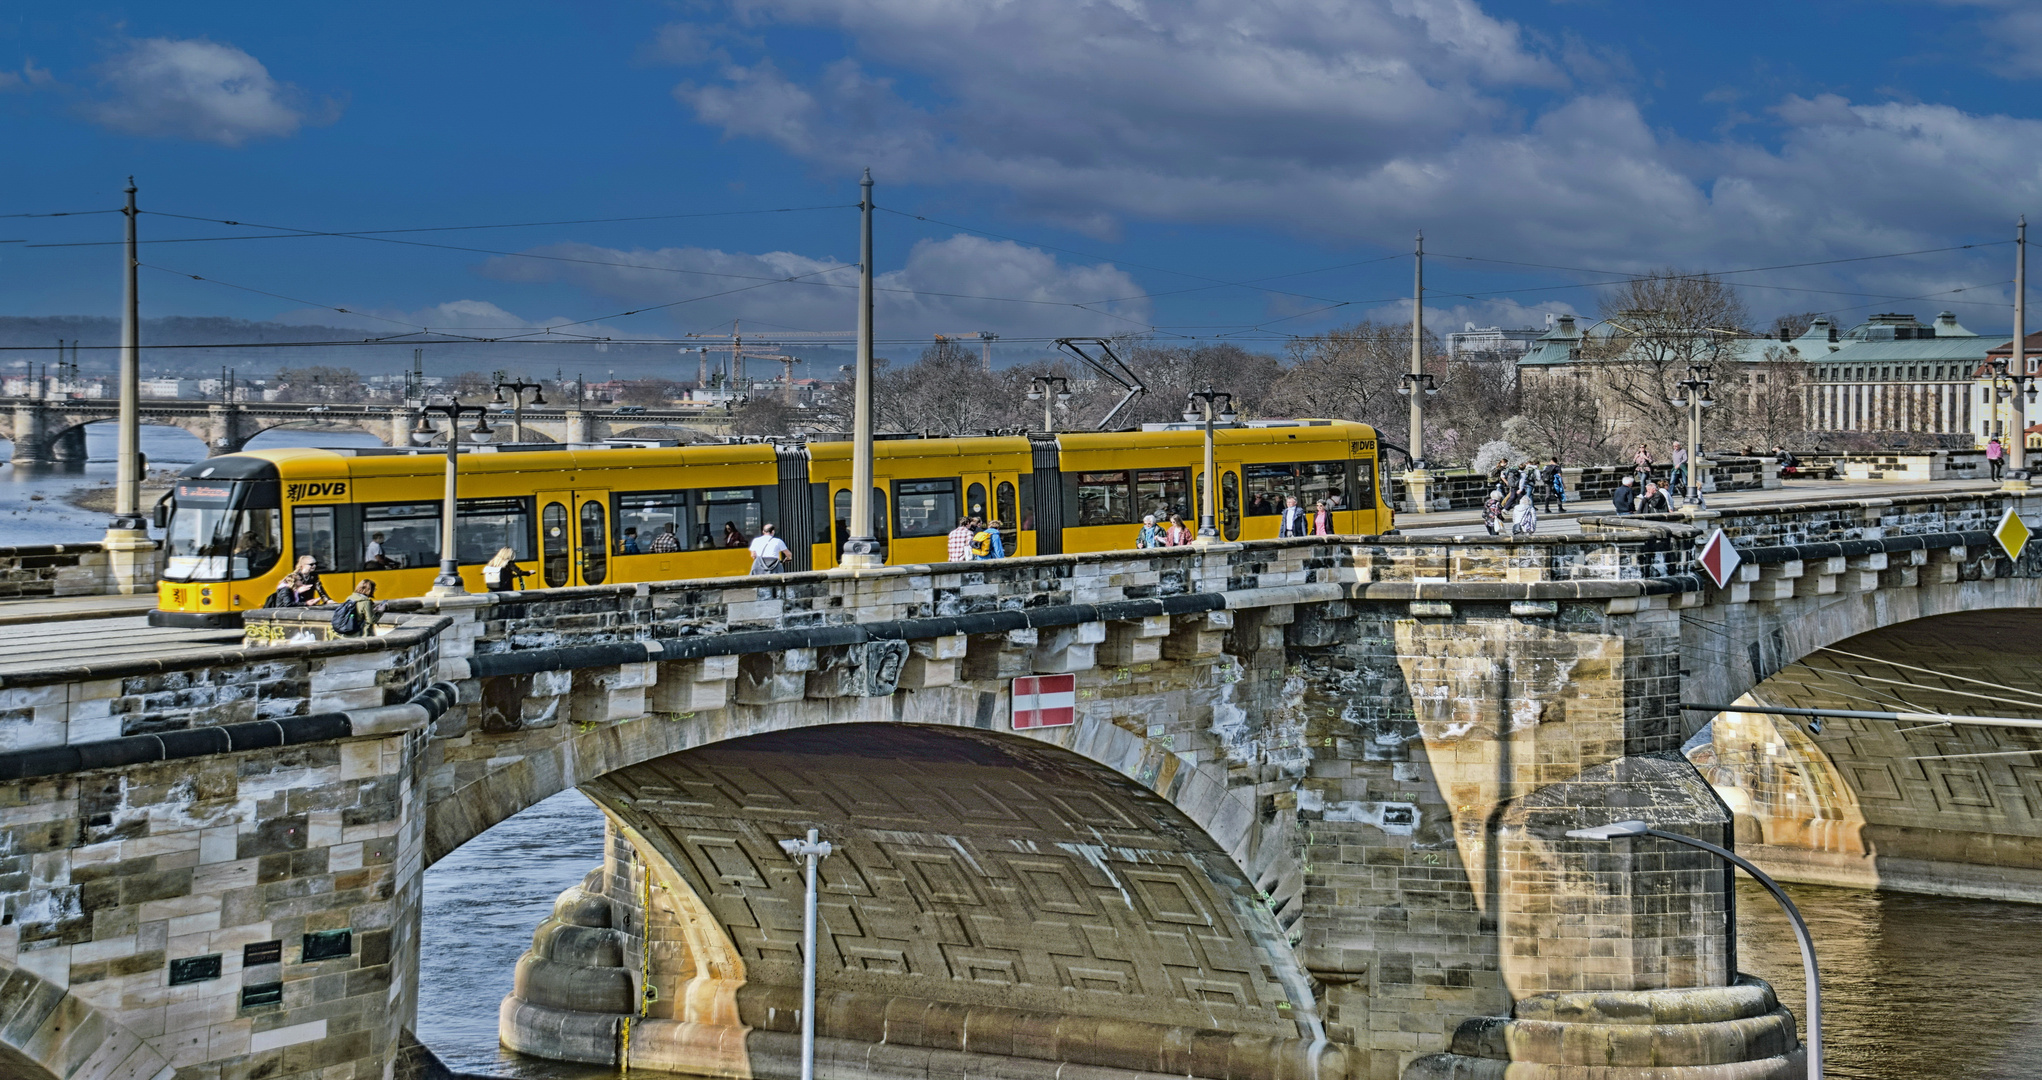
<box><xmin>410</xmin><ymin>398</ymin><xmax>495</xmax><ymax>595</ymax></box>
<box><xmin>1567</xmin><ymin>819</ymin><xmax>1822</xmax><ymax>1080</ymax></box>
<box><xmin>1184</xmin><ymin>387</ymin><xmax>1236</xmax><ymax>543</ymax></box>
<box><xmin>1026</xmin><ymin>375</ymin><xmax>1071</xmax><ymax>432</ymax></box>
<box><xmin>492</xmin><ymin>375</ymin><xmax>547</xmax><ymax>444</ymax></box>
<box><xmin>1988</xmin><ymin>355</ymin><xmax>2038</xmax><ymax>472</ymax></box>
<box><xmin>1671</xmin><ymin>363</ymin><xmax>1716</xmax><ymax>508</ymax></box>
<box><xmin>1394</xmin><ymin>372</ymin><xmax>1439</xmax><ymax>466</ymax></box>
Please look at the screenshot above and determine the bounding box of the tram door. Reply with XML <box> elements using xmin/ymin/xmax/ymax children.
<box><xmin>536</xmin><ymin>489</ymin><xmax>612</xmax><ymax>587</ymax></box>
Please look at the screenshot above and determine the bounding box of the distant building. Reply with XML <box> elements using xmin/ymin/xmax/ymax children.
<box><xmin>1974</xmin><ymin>330</ymin><xmax>2042</xmax><ymax>446</ymax></box>
<box><xmin>1447</xmin><ymin>323</ymin><xmax>1543</xmax><ymax>362</ymax></box>
<box><xmin>1804</xmin><ymin>312</ymin><xmax>1987</xmax><ymax>440</ymax></box>
<box><xmin>140</xmin><ymin>377</ymin><xmax>201</xmax><ymax>399</ymax></box>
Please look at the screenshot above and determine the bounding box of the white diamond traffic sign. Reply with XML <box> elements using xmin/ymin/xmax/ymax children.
<box><xmin>1697</xmin><ymin>528</ymin><xmax>1742</xmax><ymax>589</ymax></box>
<box><xmin>1995</xmin><ymin>506</ymin><xmax>2032</xmax><ymax>560</ymax></box>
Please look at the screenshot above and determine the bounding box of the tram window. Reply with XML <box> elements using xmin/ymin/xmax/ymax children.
<box><xmin>1298</xmin><ymin>462</ymin><xmax>1344</xmax><ymax>510</ymax></box>
<box><xmin>361</xmin><ymin>503</ymin><xmax>441</xmax><ymax>570</ymax></box>
<box><xmin>541</xmin><ymin>503</ymin><xmax>569</xmax><ymax>588</ymax></box>
<box><xmin>1244</xmin><ymin>463</ymin><xmax>1294</xmax><ymax>516</ymax></box>
<box><xmin>1017</xmin><ymin>474</ymin><xmax>1035</xmax><ymax>531</ymax></box>
<box><xmin>894</xmin><ymin>479</ymin><xmax>960</xmax><ymax>538</ymax></box>
<box><xmin>1222</xmin><ymin>471</ymin><xmax>1241</xmax><ymax>541</ymax></box>
<box><xmin>1073</xmin><ymin>471</ymin><xmax>1134</xmax><ymax>526</ymax></box>
<box><xmin>1348</xmin><ymin>460</ymin><xmax>1377</xmax><ymax>510</ymax></box>
<box><xmin>810</xmin><ymin>483</ymin><xmax>832</xmax><ymax>547</ymax></box>
<box><xmin>580</xmin><ymin>501</ymin><xmax>608</xmax><ymax>585</ymax></box>
<box><xmin>615</xmin><ymin>491</ymin><xmax>687</xmax><ymax>554</ymax></box>
<box><xmin>833</xmin><ymin>488</ymin><xmax>889</xmax><ymax>552</ymax></box>
<box><xmin>1134</xmin><ymin>469</ymin><xmax>1188</xmax><ymax>520</ymax></box>
<box><xmin>696</xmin><ymin>487</ymin><xmax>763</xmax><ymax>549</ymax></box>
<box><xmin>454</xmin><ymin>497</ymin><xmax>534</xmax><ymax>565</ymax></box>
<box><xmin>966</xmin><ymin>483</ymin><xmax>987</xmax><ymax>522</ymax></box>
<box><xmin>996</xmin><ymin>482</ymin><xmax>1017</xmax><ymax>535</ymax></box>
<box><xmin>291</xmin><ymin>506</ymin><xmax>340</xmax><ymax>574</ymax></box>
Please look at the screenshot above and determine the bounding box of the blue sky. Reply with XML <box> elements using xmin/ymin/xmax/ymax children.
<box><xmin>5</xmin><ymin>0</ymin><xmax>2042</xmax><ymax>372</ymax></box>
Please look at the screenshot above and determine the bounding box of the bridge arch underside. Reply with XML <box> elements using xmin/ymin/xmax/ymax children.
<box><xmin>1688</xmin><ymin>605</ymin><xmax>2042</xmax><ymax>902</ymax></box>
<box><xmin>499</xmin><ymin>722</ymin><xmax>1336</xmax><ymax>1080</ymax></box>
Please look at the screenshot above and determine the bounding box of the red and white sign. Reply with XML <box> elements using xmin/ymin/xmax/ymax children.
<box><xmin>1012</xmin><ymin>674</ymin><xmax>1077</xmax><ymax>730</ymax></box>
<box><xmin>1697</xmin><ymin>528</ymin><xmax>1742</xmax><ymax>589</ymax></box>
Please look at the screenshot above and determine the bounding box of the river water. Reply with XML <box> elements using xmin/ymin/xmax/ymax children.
<box><xmin>416</xmin><ymin>800</ymin><xmax>2042</xmax><ymax>1079</ymax></box>
<box><xmin>14</xmin><ymin>429</ymin><xmax>2036</xmax><ymax>1078</ymax></box>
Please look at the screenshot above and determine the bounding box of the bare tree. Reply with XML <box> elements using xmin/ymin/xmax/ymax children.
<box><xmin>274</xmin><ymin>365</ymin><xmax>367</xmax><ymax>403</ymax></box>
<box><xmin>614</xmin><ymin>379</ymin><xmax>684</xmax><ymax>408</ymax></box>
<box><xmin>727</xmin><ymin>395</ymin><xmax>802</xmax><ymax>437</ymax></box>
<box><xmin>1588</xmin><ymin>270</ymin><xmax>1752</xmax><ymax>448</ymax></box>
<box><xmin>1504</xmin><ymin>376</ymin><xmax>1619</xmax><ymax>464</ymax></box>
<box><xmin>1263</xmin><ymin>320</ymin><xmax>1438</xmax><ymax>433</ymax></box>
<box><xmin>1733</xmin><ymin>345</ymin><xmax>1810</xmax><ymax>449</ymax></box>
<box><xmin>1426</xmin><ymin>355</ymin><xmax>1520</xmax><ymax>464</ymax></box>
<box><xmin>1769</xmin><ymin>311</ymin><xmax>1825</xmax><ymax>340</ymax></box>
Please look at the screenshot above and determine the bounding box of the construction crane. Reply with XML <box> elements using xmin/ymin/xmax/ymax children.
<box><xmin>933</xmin><ymin>331</ymin><xmax>999</xmax><ymax>371</ymax></box>
<box><xmin>1054</xmin><ymin>338</ymin><xmax>1145</xmax><ymax>430</ymax></box>
<box><xmin>686</xmin><ymin>321</ymin><xmax>852</xmax><ymax>404</ymax></box>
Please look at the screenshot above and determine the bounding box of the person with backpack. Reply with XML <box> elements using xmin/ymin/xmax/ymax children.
<box><xmin>748</xmin><ymin>523</ymin><xmax>791</xmax><ymax>574</ymax></box>
<box><xmin>329</xmin><ymin>579</ymin><xmax>383</xmax><ymax>638</ymax></box>
<box><xmin>970</xmin><ymin>519</ymin><xmax>1005</xmax><ymax>560</ymax></box>
<box><xmin>483</xmin><ymin>547</ymin><xmax>534</xmax><ymax>592</ymax></box>
<box><xmin>1541</xmin><ymin>457</ymin><xmax>1565</xmax><ymax>513</ymax></box>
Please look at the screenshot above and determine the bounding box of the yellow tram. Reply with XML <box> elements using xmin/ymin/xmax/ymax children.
<box><xmin>148</xmin><ymin>419</ymin><xmax>1386</xmax><ymax>627</ymax></box>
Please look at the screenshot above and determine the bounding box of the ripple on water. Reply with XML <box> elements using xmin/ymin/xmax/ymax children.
<box><xmin>418</xmin><ymin>789</ymin><xmax>615</xmax><ymax>1078</ymax></box>
<box><xmin>1737</xmin><ymin>879</ymin><xmax>2042</xmax><ymax>1080</ymax></box>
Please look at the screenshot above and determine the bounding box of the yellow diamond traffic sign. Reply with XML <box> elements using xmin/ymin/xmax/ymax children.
<box><xmin>1995</xmin><ymin>506</ymin><xmax>2031</xmax><ymax>560</ymax></box>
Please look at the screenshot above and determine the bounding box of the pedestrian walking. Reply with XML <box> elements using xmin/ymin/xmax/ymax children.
<box><xmin>1164</xmin><ymin>513</ymin><xmax>1191</xmax><ymax>546</ymax></box>
<box><xmin>1483</xmin><ymin>487</ymin><xmax>1505</xmax><ymax>536</ymax></box>
<box><xmin>1989</xmin><ymin>437</ymin><xmax>2005</xmax><ymax>481</ymax></box>
<box><xmin>1512</xmin><ymin>496</ymin><xmax>1538</xmax><ymax>537</ymax></box>
<box><xmin>1541</xmin><ymin>457</ymin><xmax>1565</xmax><ymax>513</ymax></box>
<box><xmin>946</xmin><ymin>516</ymin><xmax>974</xmax><ymax>562</ymax></box>
<box><xmin>483</xmin><ymin>547</ymin><xmax>534</xmax><ymax>592</ymax></box>
<box><xmin>1612</xmin><ymin>475</ymin><xmax>1637</xmax><ymax>514</ymax></box>
<box><xmin>1670</xmin><ymin>444</ymin><xmax>1688</xmax><ymax>494</ymax></box>
<box><xmin>1137</xmin><ymin>514</ymin><xmax>1165</xmax><ymax>548</ymax></box>
<box><xmin>1279</xmin><ymin>496</ymin><xmax>1307</xmax><ymax>537</ymax></box>
<box><xmin>747</xmin><ymin>523</ymin><xmax>791</xmax><ymax>574</ymax></box>
<box><xmin>1311</xmin><ymin>500</ymin><xmax>1332</xmax><ymax>536</ymax></box>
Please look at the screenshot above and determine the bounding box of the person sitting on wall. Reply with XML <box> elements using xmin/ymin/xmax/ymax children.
<box><xmin>1612</xmin><ymin>475</ymin><xmax>1637</xmax><ymax>514</ymax></box>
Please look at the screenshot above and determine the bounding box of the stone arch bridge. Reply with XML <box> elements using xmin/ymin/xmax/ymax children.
<box><xmin>0</xmin><ymin>398</ymin><xmax>725</xmax><ymax>462</ymax></box>
<box><xmin>0</xmin><ymin>489</ymin><xmax>2031</xmax><ymax>1080</ymax></box>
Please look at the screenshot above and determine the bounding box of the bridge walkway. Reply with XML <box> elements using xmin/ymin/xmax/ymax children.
<box><xmin>0</xmin><ymin>614</ymin><xmax>240</xmax><ymax>678</ymax></box>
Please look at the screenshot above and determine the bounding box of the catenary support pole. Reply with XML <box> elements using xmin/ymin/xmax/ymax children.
<box><xmin>2011</xmin><ymin>215</ymin><xmax>2028</xmax><ymax>481</ymax></box>
<box><xmin>1409</xmin><ymin>231</ymin><xmax>1424</xmax><ymax>468</ymax></box>
<box><xmin>843</xmin><ymin>170</ymin><xmax>881</xmax><ymax>568</ymax></box>
<box><xmin>114</xmin><ymin>178</ymin><xmax>142</xmax><ymax>527</ymax></box>
<box><xmin>778</xmin><ymin>829</ymin><xmax>834</xmax><ymax>1080</ymax></box>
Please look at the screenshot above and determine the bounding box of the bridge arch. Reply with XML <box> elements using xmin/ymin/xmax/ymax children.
<box><xmin>1686</xmin><ymin>589</ymin><xmax>2042</xmax><ymax>902</ymax></box>
<box><xmin>0</xmin><ymin>963</ymin><xmax>175</xmax><ymax>1080</ymax></box>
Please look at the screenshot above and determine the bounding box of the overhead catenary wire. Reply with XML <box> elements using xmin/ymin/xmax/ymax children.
<box><xmin>27</xmin><ymin>204</ymin><xmax>856</xmax><ymax>248</ymax></box>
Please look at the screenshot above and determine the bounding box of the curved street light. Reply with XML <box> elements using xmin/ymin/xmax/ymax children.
<box><xmin>1026</xmin><ymin>375</ymin><xmax>1072</xmax><ymax>432</ymax></box>
<box><xmin>492</xmin><ymin>376</ymin><xmax>546</xmax><ymax>444</ymax></box>
<box><xmin>1670</xmin><ymin>362</ymin><xmax>1716</xmax><ymax>507</ymax></box>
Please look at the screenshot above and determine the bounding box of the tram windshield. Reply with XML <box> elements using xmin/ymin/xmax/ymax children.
<box><xmin>163</xmin><ymin>506</ymin><xmax>282</xmax><ymax>582</ymax></box>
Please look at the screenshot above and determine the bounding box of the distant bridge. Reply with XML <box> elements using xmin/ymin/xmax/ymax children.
<box><xmin>0</xmin><ymin>397</ymin><xmax>731</xmax><ymax>462</ymax></box>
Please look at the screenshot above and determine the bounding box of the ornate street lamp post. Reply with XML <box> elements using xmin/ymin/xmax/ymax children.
<box><xmin>1026</xmin><ymin>375</ymin><xmax>1071</xmax><ymax>432</ymax></box>
<box><xmin>1184</xmin><ymin>387</ymin><xmax>1236</xmax><ymax>543</ymax></box>
<box><xmin>410</xmin><ymin>398</ymin><xmax>494</xmax><ymax>595</ymax></box>
<box><xmin>1671</xmin><ymin>363</ymin><xmax>1715</xmax><ymax>507</ymax></box>
<box><xmin>492</xmin><ymin>376</ymin><xmax>546</xmax><ymax>444</ymax></box>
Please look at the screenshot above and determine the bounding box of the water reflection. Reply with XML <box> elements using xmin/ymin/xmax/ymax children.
<box><xmin>0</xmin><ymin>425</ymin><xmax>386</xmax><ymax>547</ymax></box>
<box><xmin>1737</xmin><ymin>879</ymin><xmax>2042</xmax><ymax>1079</ymax></box>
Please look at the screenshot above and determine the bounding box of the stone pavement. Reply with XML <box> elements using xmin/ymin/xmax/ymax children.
<box><xmin>0</xmin><ymin>593</ymin><xmax>159</xmax><ymax>626</ymax></box>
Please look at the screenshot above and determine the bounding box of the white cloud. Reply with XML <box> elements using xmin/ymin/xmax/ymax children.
<box><xmin>666</xmin><ymin>0</ymin><xmax>2042</xmax><ymax>318</ymax></box>
<box><xmin>271</xmin><ymin>299</ymin><xmax>631</xmax><ymax>339</ymax></box>
<box><xmin>1938</xmin><ymin>1</ymin><xmax>2042</xmax><ymax>78</ymax></box>
<box><xmin>0</xmin><ymin>60</ymin><xmax>53</xmax><ymax>92</ymax></box>
<box><xmin>476</xmin><ymin>233</ymin><xmax>1149</xmax><ymax>341</ymax></box>
<box><xmin>88</xmin><ymin>37</ymin><xmax>325</xmax><ymax>146</ymax></box>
